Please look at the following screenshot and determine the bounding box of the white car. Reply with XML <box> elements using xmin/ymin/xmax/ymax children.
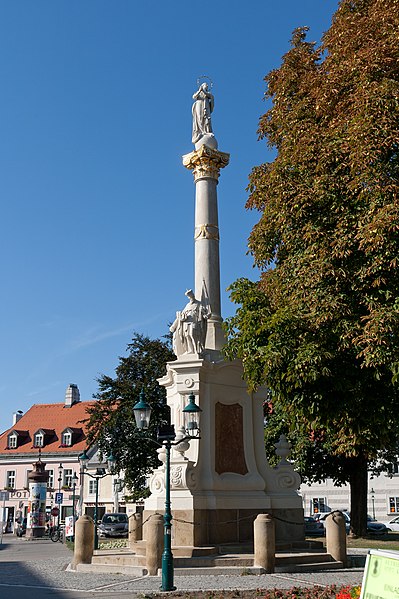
<box><xmin>382</xmin><ymin>516</ymin><xmax>399</xmax><ymax>532</ymax></box>
<box><xmin>314</xmin><ymin>511</ymin><xmax>350</xmax><ymax>533</ymax></box>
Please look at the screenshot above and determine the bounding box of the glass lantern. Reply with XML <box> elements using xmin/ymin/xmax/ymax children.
<box><xmin>182</xmin><ymin>393</ymin><xmax>201</xmax><ymax>437</ymax></box>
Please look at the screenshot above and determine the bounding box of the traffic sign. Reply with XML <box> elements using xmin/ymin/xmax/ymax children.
<box><xmin>55</xmin><ymin>492</ymin><xmax>63</xmax><ymax>504</ymax></box>
<box><xmin>51</xmin><ymin>507</ymin><xmax>59</xmax><ymax>517</ymax></box>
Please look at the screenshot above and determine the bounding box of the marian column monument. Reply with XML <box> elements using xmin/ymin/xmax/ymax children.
<box><xmin>144</xmin><ymin>81</ymin><xmax>303</xmax><ymax>547</ymax></box>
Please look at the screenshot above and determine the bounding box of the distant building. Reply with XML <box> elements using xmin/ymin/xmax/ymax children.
<box><xmin>300</xmin><ymin>463</ymin><xmax>399</xmax><ymax>521</ymax></box>
<box><xmin>0</xmin><ymin>384</ymin><xmax>93</xmax><ymax>532</ymax></box>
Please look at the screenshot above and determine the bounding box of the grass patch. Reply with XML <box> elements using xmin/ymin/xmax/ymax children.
<box><xmin>98</xmin><ymin>538</ymin><xmax>128</xmax><ymax>550</ymax></box>
<box><xmin>307</xmin><ymin>532</ymin><xmax>399</xmax><ymax>551</ymax></box>
<box><xmin>346</xmin><ymin>532</ymin><xmax>399</xmax><ymax>551</ymax></box>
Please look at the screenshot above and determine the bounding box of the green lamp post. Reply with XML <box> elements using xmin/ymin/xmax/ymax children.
<box><xmin>133</xmin><ymin>391</ymin><xmax>201</xmax><ymax>592</ymax></box>
<box><xmin>71</xmin><ymin>472</ymin><xmax>79</xmax><ymax>536</ymax></box>
<box><xmin>57</xmin><ymin>463</ymin><xmax>63</xmax><ymax>529</ymax></box>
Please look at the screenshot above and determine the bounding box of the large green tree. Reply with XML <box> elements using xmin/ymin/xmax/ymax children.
<box><xmin>224</xmin><ymin>0</ymin><xmax>399</xmax><ymax>536</ymax></box>
<box><xmin>84</xmin><ymin>333</ymin><xmax>174</xmax><ymax>500</ymax></box>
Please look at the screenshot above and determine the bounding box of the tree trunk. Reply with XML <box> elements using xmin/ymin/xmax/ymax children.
<box><xmin>349</xmin><ymin>454</ymin><xmax>368</xmax><ymax>537</ymax></box>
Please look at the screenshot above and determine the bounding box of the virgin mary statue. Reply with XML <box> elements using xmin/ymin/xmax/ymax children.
<box><xmin>192</xmin><ymin>82</ymin><xmax>214</xmax><ymax>144</ymax></box>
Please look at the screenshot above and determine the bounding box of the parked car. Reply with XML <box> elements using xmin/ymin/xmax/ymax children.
<box><xmin>98</xmin><ymin>513</ymin><xmax>128</xmax><ymax>538</ymax></box>
<box><xmin>314</xmin><ymin>511</ymin><xmax>350</xmax><ymax>533</ymax></box>
<box><xmin>314</xmin><ymin>511</ymin><xmax>387</xmax><ymax>535</ymax></box>
<box><xmin>382</xmin><ymin>516</ymin><xmax>399</xmax><ymax>532</ymax></box>
<box><xmin>16</xmin><ymin>517</ymin><xmax>27</xmax><ymax>537</ymax></box>
<box><xmin>304</xmin><ymin>516</ymin><xmax>324</xmax><ymax>536</ymax></box>
<box><xmin>366</xmin><ymin>515</ymin><xmax>388</xmax><ymax>535</ymax></box>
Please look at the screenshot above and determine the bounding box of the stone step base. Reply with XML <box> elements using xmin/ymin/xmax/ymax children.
<box><xmin>218</xmin><ymin>540</ymin><xmax>324</xmax><ymax>554</ymax></box>
<box><xmin>131</xmin><ymin>542</ymin><xmax>218</xmax><ymax>558</ymax></box>
<box><xmin>172</xmin><ymin>561</ymin><xmax>344</xmax><ymax>576</ymax></box>
<box><xmin>82</xmin><ymin>550</ymin><xmax>343</xmax><ymax>575</ymax></box>
<box><xmin>276</xmin><ymin>561</ymin><xmax>344</xmax><ymax>574</ymax></box>
<box><xmin>73</xmin><ymin>558</ymin><xmax>343</xmax><ymax>577</ymax></box>
<box><xmin>92</xmin><ymin>552</ymin><xmax>146</xmax><ymax>567</ymax></box>
<box><xmin>73</xmin><ymin>562</ymin><xmax>147</xmax><ymax>576</ymax></box>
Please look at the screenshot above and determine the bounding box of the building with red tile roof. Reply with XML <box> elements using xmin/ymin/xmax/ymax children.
<box><xmin>0</xmin><ymin>384</ymin><xmax>96</xmax><ymax>532</ymax></box>
<box><xmin>0</xmin><ymin>399</ymin><xmax>92</xmax><ymax>456</ymax></box>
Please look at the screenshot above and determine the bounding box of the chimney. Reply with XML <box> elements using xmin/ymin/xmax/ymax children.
<box><xmin>12</xmin><ymin>411</ymin><xmax>23</xmax><ymax>426</ymax></box>
<box><xmin>65</xmin><ymin>384</ymin><xmax>80</xmax><ymax>408</ymax></box>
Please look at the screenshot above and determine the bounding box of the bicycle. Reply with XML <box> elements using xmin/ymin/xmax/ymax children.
<box><xmin>50</xmin><ymin>524</ymin><xmax>64</xmax><ymax>542</ymax></box>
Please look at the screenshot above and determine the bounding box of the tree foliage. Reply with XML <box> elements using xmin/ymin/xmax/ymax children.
<box><xmin>84</xmin><ymin>333</ymin><xmax>174</xmax><ymax>500</ymax></box>
<box><xmin>224</xmin><ymin>0</ymin><xmax>399</xmax><ymax>535</ymax></box>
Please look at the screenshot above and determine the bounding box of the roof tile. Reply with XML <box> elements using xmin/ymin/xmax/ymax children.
<box><xmin>0</xmin><ymin>401</ymin><xmax>95</xmax><ymax>454</ymax></box>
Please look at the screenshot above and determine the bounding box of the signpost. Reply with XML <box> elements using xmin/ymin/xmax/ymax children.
<box><xmin>55</xmin><ymin>492</ymin><xmax>63</xmax><ymax>505</ymax></box>
<box><xmin>360</xmin><ymin>549</ymin><xmax>399</xmax><ymax>599</ymax></box>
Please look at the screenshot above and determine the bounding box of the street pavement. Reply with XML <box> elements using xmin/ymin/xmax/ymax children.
<box><xmin>0</xmin><ymin>534</ymin><xmax>365</xmax><ymax>599</ymax></box>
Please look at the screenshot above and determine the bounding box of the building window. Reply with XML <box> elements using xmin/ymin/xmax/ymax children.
<box><xmin>387</xmin><ymin>463</ymin><xmax>399</xmax><ymax>475</ymax></box>
<box><xmin>34</xmin><ymin>432</ymin><xmax>44</xmax><ymax>447</ymax></box>
<box><xmin>389</xmin><ymin>497</ymin><xmax>399</xmax><ymax>513</ymax></box>
<box><xmin>63</xmin><ymin>469</ymin><xmax>73</xmax><ymax>489</ymax></box>
<box><xmin>62</xmin><ymin>431</ymin><xmax>72</xmax><ymax>446</ymax></box>
<box><xmin>8</xmin><ymin>434</ymin><xmax>17</xmax><ymax>449</ymax></box>
<box><xmin>311</xmin><ymin>497</ymin><xmax>327</xmax><ymax>514</ymax></box>
<box><xmin>88</xmin><ymin>479</ymin><xmax>98</xmax><ymax>495</ymax></box>
<box><xmin>47</xmin><ymin>469</ymin><xmax>54</xmax><ymax>489</ymax></box>
<box><xmin>6</xmin><ymin>471</ymin><xmax>16</xmax><ymax>489</ymax></box>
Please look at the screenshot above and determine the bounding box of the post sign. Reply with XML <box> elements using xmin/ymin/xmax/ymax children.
<box><xmin>55</xmin><ymin>492</ymin><xmax>63</xmax><ymax>505</ymax></box>
<box><xmin>360</xmin><ymin>550</ymin><xmax>399</xmax><ymax>599</ymax></box>
<box><xmin>65</xmin><ymin>516</ymin><xmax>75</xmax><ymax>538</ymax></box>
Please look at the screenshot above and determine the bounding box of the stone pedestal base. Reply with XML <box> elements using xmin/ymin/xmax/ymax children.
<box><xmin>143</xmin><ymin>507</ymin><xmax>304</xmax><ymax>546</ymax></box>
<box><xmin>145</xmin><ymin>355</ymin><xmax>304</xmax><ymax>548</ymax></box>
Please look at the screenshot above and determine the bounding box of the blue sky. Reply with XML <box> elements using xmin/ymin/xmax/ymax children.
<box><xmin>0</xmin><ymin>0</ymin><xmax>338</xmax><ymax>433</ymax></box>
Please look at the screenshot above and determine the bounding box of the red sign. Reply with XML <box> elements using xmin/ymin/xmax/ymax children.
<box><xmin>51</xmin><ymin>507</ymin><xmax>59</xmax><ymax>517</ymax></box>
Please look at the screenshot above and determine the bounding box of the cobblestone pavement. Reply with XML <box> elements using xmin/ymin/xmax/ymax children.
<box><xmin>0</xmin><ymin>535</ymin><xmax>365</xmax><ymax>599</ymax></box>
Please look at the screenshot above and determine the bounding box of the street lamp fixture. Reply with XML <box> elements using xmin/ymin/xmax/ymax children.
<box><xmin>370</xmin><ymin>487</ymin><xmax>376</xmax><ymax>520</ymax></box>
<box><xmin>133</xmin><ymin>391</ymin><xmax>201</xmax><ymax>592</ymax></box>
<box><xmin>79</xmin><ymin>449</ymin><xmax>89</xmax><ymax>469</ymax></box>
<box><xmin>107</xmin><ymin>452</ymin><xmax>116</xmax><ymax>473</ymax></box>
<box><xmin>133</xmin><ymin>389</ymin><xmax>152</xmax><ymax>429</ymax></box>
<box><xmin>78</xmin><ymin>450</ymin><xmax>116</xmax><ymax>550</ymax></box>
<box><xmin>182</xmin><ymin>393</ymin><xmax>201</xmax><ymax>436</ymax></box>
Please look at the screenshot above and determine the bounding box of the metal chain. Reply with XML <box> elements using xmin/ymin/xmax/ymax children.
<box><xmin>128</xmin><ymin>511</ymin><xmax>303</xmax><ymax>530</ymax></box>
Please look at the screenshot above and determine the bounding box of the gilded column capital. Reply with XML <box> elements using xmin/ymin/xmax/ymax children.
<box><xmin>182</xmin><ymin>145</ymin><xmax>230</xmax><ymax>182</ymax></box>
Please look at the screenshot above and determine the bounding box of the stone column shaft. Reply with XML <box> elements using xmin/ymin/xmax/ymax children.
<box><xmin>194</xmin><ymin>177</ymin><xmax>220</xmax><ymax>318</ymax></box>
<box><xmin>183</xmin><ymin>145</ymin><xmax>229</xmax><ymax>352</ymax></box>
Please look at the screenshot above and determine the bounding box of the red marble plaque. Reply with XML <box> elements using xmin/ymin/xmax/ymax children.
<box><xmin>215</xmin><ymin>402</ymin><xmax>248</xmax><ymax>475</ymax></box>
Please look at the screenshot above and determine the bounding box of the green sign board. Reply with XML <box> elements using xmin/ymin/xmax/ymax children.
<box><xmin>360</xmin><ymin>550</ymin><xmax>399</xmax><ymax>599</ymax></box>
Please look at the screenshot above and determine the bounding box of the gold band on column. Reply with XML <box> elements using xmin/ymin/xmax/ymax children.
<box><xmin>194</xmin><ymin>224</ymin><xmax>220</xmax><ymax>241</ymax></box>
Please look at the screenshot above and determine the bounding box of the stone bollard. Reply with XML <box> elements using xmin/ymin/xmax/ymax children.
<box><xmin>145</xmin><ymin>513</ymin><xmax>163</xmax><ymax>576</ymax></box>
<box><xmin>129</xmin><ymin>511</ymin><xmax>143</xmax><ymax>548</ymax></box>
<box><xmin>326</xmin><ymin>511</ymin><xmax>347</xmax><ymax>567</ymax></box>
<box><xmin>71</xmin><ymin>515</ymin><xmax>94</xmax><ymax>569</ymax></box>
<box><xmin>253</xmin><ymin>513</ymin><xmax>275</xmax><ymax>573</ymax></box>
